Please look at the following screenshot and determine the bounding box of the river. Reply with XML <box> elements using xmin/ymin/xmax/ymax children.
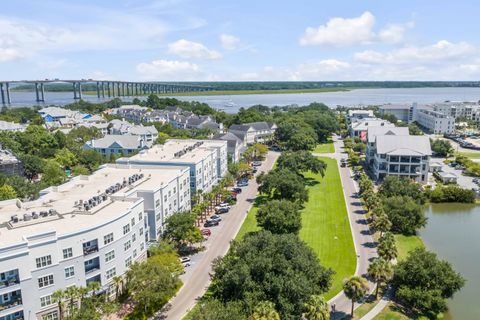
<box><xmin>5</xmin><ymin>87</ymin><xmax>480</xmax><ymax>111</ymax></box>
<box><xmin>420</xmin><ymin>204</ymin><xmax>480</xmax><ymax>320</ymax></box>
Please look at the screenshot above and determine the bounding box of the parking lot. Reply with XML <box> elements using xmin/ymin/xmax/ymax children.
<box><xmin>431</xmin><ymin>157</ymin><xmax>477</xmax><ymax>190</ymax></box>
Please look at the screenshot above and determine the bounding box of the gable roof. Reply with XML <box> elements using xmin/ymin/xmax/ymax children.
<box><xmin>86</xmin><ymin>135</ymin><xmax>143</xmax><ymax>150</ymax></box>
<box><xmin>375</xmin><ymin>135</ymin><xmax>432</xmax><ymax>156</ymax></box>
<box><xmin>367</xmin><ymin>126</ymin><xmax>409</xmax><ymax>143</ymax></box>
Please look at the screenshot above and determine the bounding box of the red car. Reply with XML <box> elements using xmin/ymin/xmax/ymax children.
<box><xmin>201</xmin><ymin>229</ymin><xmax>211</xmax><ymax>236</ymax></box>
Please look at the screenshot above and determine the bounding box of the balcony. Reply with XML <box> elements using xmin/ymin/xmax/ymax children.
<box><xmin>0</xmin><ymin>271</ymin><xmax>20</xmax><ymax>289</ymax></box>
<box><xmin>84</xmin><ymin>257</ymin><xmax>100</xmax><ymax>275</ymax></box>
<box><xmin>86</xmin><ymin>275</ymin><xmax>101</xmax><ymax>286</ymax></box>
<box><xmin>83</xmin><ymin>239</ymin><xmax>99</xmax><ymax>256</ymax></box>
<box><xmin>0</xmin><ymin>290</ymin><xmax>22</xmax><ymax>313</ymax></box>
<box><xmin>0</xmin><ymin>310</ymin><xmax>23</xmax><ymax>320</ymax></box>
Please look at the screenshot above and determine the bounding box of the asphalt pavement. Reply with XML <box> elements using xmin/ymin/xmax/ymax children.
<box><xmin>157</xmin><ymin>151</ymin><xmax>280</xmax><ymax>320</ymax></box>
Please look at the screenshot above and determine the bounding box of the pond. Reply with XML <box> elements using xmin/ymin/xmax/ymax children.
<box><xmin>420</xmin><ymin>204</ymin><xmax>480</xmax><ymax>320</ymax></box>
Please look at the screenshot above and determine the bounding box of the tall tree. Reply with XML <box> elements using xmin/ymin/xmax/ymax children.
<box><xmin>0</xmin><ymin>184</ymin><xmax>17</xmax><ymax>200</ymax></box>
<box><xmin>163</xmin><ymin>211</ymin><xmax>203</xmax><ymax>247</ymax></box>
<box><xmin>256</xmin><ymin>168</ymin><xmax>308</xmax><ymax>203</ymax></box>
<box><xmin>343</xmin><ymin>276</ymin><xmax>369</xmax><ymax>317</ymax></box>
<box><xmin>393</xmin><ymin>248</ymin><xmax>465</xmax><ymax>316</ymax></box>
<box><xmin>377</xmin><ymin>232</ymin><xmax>398</xmax><ymax>262</ymax></box>
<box><xmin>367</xmin><ymin>258</ymin><xmax>393</xmax><ymax>298</ymax></box>
<box><xmin>276</xmin><ymin>151</ymin><xmax>327</xmax><ymax>177</ymax></box>
<box><xmin>382</xmin><ymin>196</ymin><xmax>427</xmax><ymax>235</ymax></box>
<box><xmin>303</xmin><ymin>295</ymin><xmax>330</xmax><ymax>320</ymax></box>
<box><xmin>256</xmin><ymin>199</ymin><xmax>301</xmax><ymax>234</ymax></box>
<box><xmin>250</xmin><ymin>301</ymin><xmax>280</xmax><ymax>320</ymax></box>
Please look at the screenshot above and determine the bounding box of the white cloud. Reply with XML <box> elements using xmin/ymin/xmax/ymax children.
<box><xmin>299</xmin><ymin>12</ymin><xmax>414</xmax><ymax>46</ymax></box>
<box><xmin>220</xmin><ymin>34</ymin><xmax>240</xmax><ymax>50</ymax></box>
<box><xmin>0</xmin><ymin>48</ymin><xmax>23</xmax><ymax>62</ymax></box>
<box><xmin>136</xmin><ymin>59</ymin><xmax>201</xmax><ymax>80</ymax></box>
<box><xmin>300</xmin><ymin>11</ymin><xmax>376</xmax><ymax>46</ymax></box>
<box><xmin>168</xmin><ymin>39</ymin><xmax>221</xmax><ymax>59</ymax></box>
<box><xmin>354</xmin><ymin>40</ymin><xmax>476</xmax><ymax>64</ymax></box>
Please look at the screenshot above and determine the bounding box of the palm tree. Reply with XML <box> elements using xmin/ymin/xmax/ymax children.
<box><xmin>112</xmin><ymin>275</ymin><xmax>123</xmax><ymax>299</ymax></box>
<box><xmin>343</xmin><ymin>276</ymin><xmax>369</xmax><ymax>317</ymax></box>
<box><xmin>367</xmin><ymin>258</ymin><xmax>393</xmax><ymax>298</ymax></box>
<box><xmin>87</xmin><ymin>281</ymin><xmax>101</xmax><ymax>297</ymax></box>
<box><xmin>64</xmin><ymin>285</ymin><xmax>79</xmax><ymax>317</ymax></box>
<box><xmin>77</xmin><ymin>286</ymin><xmax>89</xmax><ymax>308</ymax></box>
<box><xmin>303</xmin><ymin>295</ymin><xmax>330</xmax><ymax>320</ymax></box>
<box><xmin>372</xmin><ymin>214</ymin><xmax>392</xmax><ymax>236</ymax></box>
<box><xmin>250</xmin><ymin>301</ymin><xmax>280</xmax><ymax>320</ymax></box>
<box><xmin>52</xmin><ymin>289</ymin><xmax>65</xmax><ymax>320</ymax></box>
<box><xmin>377</xmin><ymin>232</ymin><xmax>398</xmax><ymax>262</ymax></box>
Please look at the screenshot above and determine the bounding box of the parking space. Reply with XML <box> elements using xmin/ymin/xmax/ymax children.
<box><xmin>432</xmin><ymin>158</ymin><xmax>477</xmax><ymax>190</ymax></box>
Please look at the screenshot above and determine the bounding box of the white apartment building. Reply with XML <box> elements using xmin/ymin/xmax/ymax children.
<box><xmin>414</xmin><ymin>108</ymin><xmax>455</xmax><ymax>134</ymax></box>
<box><xmin>117</xmin><ymin>139</ymin><xmax>228</xmax><ymax>193</ymax></box>
<box><xmin>347</xmin><ymin>109</ymin><xmax>374</xmax><ymax>121</ymax></box>
<box><xmin>349</xmin><ymin>118</ymin><xmax>395</xmax><ymax>140</ymax></box>
<box><xmin>366</xmin><ymin>126</ymin><xmax>409</xmax><ymax>165</ymax></box>
<box><xmin>0</xmin><ymin>164</ymin><xmax>190</xmax><ymax>320</ymax></box>
<box><xmin>377</xmin><ymin>104</ymin><xmax>413</xmax><ymax>122</ymax></box>
<box><xmin>371</xmin><ymin>135</ymin><xmax>432</xmax><ymax>183</ymax></box>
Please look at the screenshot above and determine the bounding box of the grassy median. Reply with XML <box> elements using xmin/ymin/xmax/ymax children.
<box><xmin>313</xmin><ymin>137</ymin><xmax>335</xmax><ymax>154</ymax></box>
<box><xmin>235</xmin><ymin>157</ymin><xmax>356</xmax><ymax>300</ymax></box>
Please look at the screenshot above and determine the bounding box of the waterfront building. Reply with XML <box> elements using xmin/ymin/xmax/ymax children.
<box><xmin>366</xmin><ymin>126</ymin><xmax>409</xmax><ymax>165</ymax></box>
<box><xmin>347</xmin><ymin>109</ymin><xmax>374</xmax><ymax>121</ymax></box>
<box><xmin>228</xmin><ymin>122</ymin><xmax>276</xmax><ymax>145</ymax></box>
<box><xmin>349</xmin><ymin>118</ymin><xmax>394</xmax><ymax>140</ymax></box>
<box><xmin>84</xmin><ymin>135</ymin><xmax>148</xmax><ymax>157</ymax></box>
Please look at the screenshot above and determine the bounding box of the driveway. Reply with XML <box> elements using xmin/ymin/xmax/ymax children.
<box><xmin>434</xmin><ymin>158</ymin><xmax>477</xmax><ymax>189</ymax></box>
<box><xmin>158</xmin><ymin>151</ymin><xmax>280</xmax><ymax>320</ymax></box>
<box><xmin>316</xmin><ymin>135</ymin><xmax>377</xmax><ymax>319</ymax></box>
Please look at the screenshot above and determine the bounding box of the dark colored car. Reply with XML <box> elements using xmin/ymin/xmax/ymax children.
<box><xmin>204</xmin><ymin>220</ymin><xmax>220</xmax><ymax>227</ymax></box>
<box><xmin>216</xmin><ymin>207</ymin><xmax>230</xmax><ymax>214</ymax></box>
<box><xmin>231</xmin><ymin>187</ymin><xmax>242</xmax><ymax>194</ymax></box>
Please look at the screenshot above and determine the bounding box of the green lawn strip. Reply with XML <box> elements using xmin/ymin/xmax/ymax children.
<box><xmin>235</xmin><ymin>195</ymin><xmax>268</xmax><ymax>240</ymax></box>
<box><xmin>313</xmin><ymin>137</ymin><xmax>335</xmax><ymax>154</ymax></box>
<box><xmin>394</xmin><ymin>234</ymin><xmax>424</xmax><ymax>262</ymax></box>
<box><xmin>456</xmin><ymin>151</ymin><xmax>480</xmax><ymax>159</ymax></box>
<box><xmin>372</xmin><ymin>302</ymin><xmax>410</xmax><ymax>320</ymax></box>
<box><xmin>300</xmin><ymin>157</ymin><xmax>356</xmax><ymax>299</ymax></box>
<box><xmin>353</xmin><ymin>298</ymin><xmax>381</xmax><ymax>319</ymax></box>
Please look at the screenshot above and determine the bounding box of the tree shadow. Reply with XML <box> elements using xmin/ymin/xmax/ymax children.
<box><xmin>356</xmin><ymin>219</ymin><xmax>369</xmax><ymax>225</ymax></box>
<box><xmin>362</xmin><ymin>241</ymin><xmax>378</xmax><ymax>248</ymax></box>
<box><xmin>360</xmin><ymin>229</ymin><xmax>372</xmax><ymax>235</ymax></box>
<box><xmin>331</xmin><ymin>310</ymin><xmax>349</xmax><ymax>320</ymax></box>
<box><xmin>304</xmin><ymin>176</ymin><xmax>320</xmax><ymax>187</ymax></box>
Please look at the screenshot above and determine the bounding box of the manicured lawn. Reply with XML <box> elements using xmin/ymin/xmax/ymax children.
<box><xmin>394</xmin><ymin>235</ymin><xmax>424</xmax><ymax>262</ymax></box>
<box><xmin>373</xmin><ymin>303</ymin><xmax>410</xmax><ymax>320</ymax></box>
<box><xmin>235</xmin><ymin>196</ymin><xmax>265</xmax><ymax>240</ymax></box>
<box><xmin>300</xmin><ymin>157</ymin><xmax>356</xmax><ymax>299</ymax></box>
<box><xmin>234</xmin><ymin>157</ymin><xmax>356</xmax><ymax>300</ymax></box>
<box><xmin>313</xmin><ymin>137</ymin><xmax>335</xmax><ymax>154</ymax></box>
<box><xmin>456</xmin><ymin>151</ymin><xmax>480</xmax><ymax>159</ymax></box>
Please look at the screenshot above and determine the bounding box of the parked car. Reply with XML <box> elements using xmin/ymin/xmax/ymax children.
<box><xmin>218</xmin><ymin>202</ymin><xmax>230</xmax><ymax>207</ymax></box>
<box><xmin>179</xmin><ymin>257</ymin><xmax>191</xmax><ymax>264</ymax></box>
<box><xmin>237</xmin><ymin>181</ymin><xmax>249</xmax><ymax>187</ymax></box>
<box><xmin>215</xmin><ymin>204</ymin><xmax>231</xmax><ymax>211</ymax></box>
<box><xmin>204</xmin><ymin>220</ymin><xmax>220</xmax><ymax>227</ymax></box>
<box><xmin>230</xmin><ymin>187</ymin><xmax>242</xmax><ymax>194</ymax></box>
<box><xmin>216</xmin><ymin>207</ymin><xmax>230</xmax><ymax>214</ymax></box>
<box><xmin>201</xmin><ymin>229</ymin><xmax>211</xmax><ymax>236</ymax></box>
<box><xmin>252</xmin><ymin>161</ymin><xmax>262</xmax><ymax>167</ymax></box>
<box><xmin>210</xmin><ymin>214</ymin><xmax>221</xmax><ymax>221</ymax></box>
<box><xmin>252</xmin><ymin>168</ymin><xmax>258</xmax><ymax>173</ymax></box>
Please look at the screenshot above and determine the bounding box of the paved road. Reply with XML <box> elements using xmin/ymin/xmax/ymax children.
<box><xmin>316</xmin><ymin>136</ymin><xmax>377</xmax><ymax>319</ymax></box>
<box><xmin>159</xmin><ymin>151</ymin><xmax>280</xmax><ymax>320</ymax></box>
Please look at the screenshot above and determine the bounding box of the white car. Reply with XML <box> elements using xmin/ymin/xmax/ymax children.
<box><xmin>215</xmin><ymin>203</ymin><xmax>231</xmax><ymax>210</ymax></box>
<box><xmin>179</xmin><ymin>257</ymin><xmax>191</xmax><ymax>264</ymax></box>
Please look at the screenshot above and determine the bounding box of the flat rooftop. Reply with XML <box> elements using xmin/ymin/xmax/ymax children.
<box><xmin>119</xmin><ymin>139</ymin><xmax>225</xmax><ymax>165</ymax></box>
<box><xmin>0</xmin><ymin>164</ymin><xmax>188</xmax><ymax>247</ymax></box>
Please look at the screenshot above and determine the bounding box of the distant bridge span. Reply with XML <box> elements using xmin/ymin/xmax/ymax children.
<box><xmin>0</xmin><ymin>79</ymin><xmax>214</xmax><ymax>105</ymax></box>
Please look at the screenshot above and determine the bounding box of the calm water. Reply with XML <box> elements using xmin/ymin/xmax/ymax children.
<box><xmin>420</xmin><ymin>204</ymin><xmax>480</xmax><ymax>320</ymax></box>
<box><xmin>5</xmin><ymin>87</ymin><xmax>480</xmax><ymax>112</ymax></box>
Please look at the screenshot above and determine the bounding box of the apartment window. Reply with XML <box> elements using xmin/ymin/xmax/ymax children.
<box><xmin>131</xmin><ymin>218</ymin><xmax>135</xmax><ymax>227</ymax></box>
<box><xmin>133</xmin><ymin>249</ymin><xmax>137</xmax><ymax>258</ymax></box>
<box><xmin>106</xmin><ymin>267</ymin><xmax>116</xmax><ymax>280</ymax></box>
<box><xmin>174</xmin><ymin>200</ymin><xmax>177</xmax><ymax>207</ymax></box>
<box><xmin>156</xmin><ymin>213</ymin><xmax>160</xmax><ymax>221</ymax></box>
<box><xmin>169</xmin><ymin>204</ymin><xmax>172</xmax><ymax>211</ymax></box>
<box><xmin>164</xmin><ymin>195</ymin><xmax>167</xmax><ymax>202</ymax></box>
<box><xmin>63</xmin><ymin>248</ymin><xmax>73</xmax><ymax>259</ymax></box>
<box><xmin>155</xmin><ymin>199</ymin><xmax>160</xmax><ymax>207</ymax></box>
<box><xmin>36</xmin><ymin>255</ymin><xmax>52</xmax><ymax>268</ymax></box>
<box><xmin>173</xmin><ymin>187</ymin><xmax>176</xmax><ymax>194</ymax></box>
<box><xmin>138</xmin><ymin>212</ymin><xmax>143</xmax><ymax>221</ymax></box>
<box><xmin>105</xmin><ymin>250</ymin><xmax>115</xmax><ymax>262</ymax></box>
<box><xmin>140</xmin><ymin>242</ymin><xmax>145</xmax><ymax>251</ymax></box>
<box><xmin>64</xmin><ymin>266</ymin><xmax>75</xmax><ymax>279</ymax></box>
<box><xmin>125</xmin><ymin>257</ymin><xmax>132</xmax><ymax>268</ymax></box>
<box><xmin>124</xmin><ymin>240</ymin><xmax>131</xmax><ymax>251</ymax></box>
<box><xmin>42</xmin><ymin>311</ymin><xmax>59</xmax><ymax>320</ymax></box>
<box><xmin>38</xmin><ymin>274</ymin><xmax>54</xmax><ymax>288</ymax></box>
<box><xmin>40</xmin><ymin>294</ymin><xmax>54</xmax><ymax>307</ymax></box>
<box><xmin>123</xmin><ymin>224</ymin><xmax>130</xmax><ymax>235</ymax></box>
<box><xmin>168</xmin><ymin>191</ymin><xmax>171</xmax><ymax>197</ymax></box>
<box><xmin>132</xmin><ymin>233</ymin><xmax>136</xmax><ymax>242</ymax></box>
<box><xmin>104</xmin><ymin>233</ymin><xmax>114</xmax><ymax>245</ymax></box>
<box><xmin>139</xmin><ymin>227</ymin><xmax>144</xmax><ymax>236</ymax></box>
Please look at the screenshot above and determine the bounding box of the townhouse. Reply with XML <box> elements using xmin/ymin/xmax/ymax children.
<box><xmin>212</xmin><ymin>132</ymin><xmax>246</xmax><ymax>163</ymax></box>
<box><xmin>84</xmin><ymin>135</ymin><xmax>148</xmax><ymax>157</ymax></box>
<box><xmin>366</xmin><ymin>126</ymin><xmax>409</xmax><ymax>166</ymax></box>
<box><xmin>0</xmin><ymin>121</ymin><xmax>26</xmax><ymax>132</ymax></box>
<box><xmin>0</xmin><ymin>147</ymin><xmax>23</xmax><ymax>176</ymax></box>
<box><xmin>228</xmin><ymin>122</ymin><xmax>277</xmax><ymax>145</ymax></box>
<box><xmin>347</xmin><ymin>109</ymin><xmax>374</xmax><ymax>122</ymax></box>
<box><xmin>38</xmin><ymin>107</ymin><xmax>106</xmax><ymax>129</ymax></box>
<box><xmin>349</xmin><ymin>118</ymin><xmax>394</xmax><ymax>140</ymax></box>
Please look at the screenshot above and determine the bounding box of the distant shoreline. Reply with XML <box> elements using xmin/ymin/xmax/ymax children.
<box><xmin>11</xmin><ymin>87</ymin><xmax>354</xmax><ymax>96</ymax></box>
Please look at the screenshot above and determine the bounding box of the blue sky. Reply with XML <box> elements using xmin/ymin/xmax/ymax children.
<box><xmin>1</xmin><ymin>0</ymin><xmax>480</xmax><ymax>81</ymax></box>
